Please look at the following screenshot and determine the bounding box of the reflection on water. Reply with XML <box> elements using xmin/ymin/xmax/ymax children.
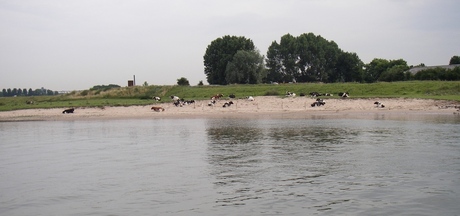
<box><xmin>205</xmin><ymin>118</ymin><xmax>460</xmax><ymax>215</ymax></box>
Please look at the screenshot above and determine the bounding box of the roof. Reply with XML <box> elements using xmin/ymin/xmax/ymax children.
<box><xmin>408</xmin><ymin>64</ymin><xmax>460</xmax><ymax>74</ymax></box>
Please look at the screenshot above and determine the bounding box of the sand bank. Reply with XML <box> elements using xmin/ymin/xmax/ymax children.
<box><xmin>1</xmin><ymin>97</ymin><xmax>459</xmax><ymax>121</ymax></box>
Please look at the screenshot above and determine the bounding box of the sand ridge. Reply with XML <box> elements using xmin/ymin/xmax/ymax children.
<box><xmin>1</xmin><ymin>96</ymin><xmax>459</xmax><ymax>121</ymax></box>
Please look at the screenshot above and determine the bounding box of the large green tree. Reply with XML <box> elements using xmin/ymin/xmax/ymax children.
<box><xmin>335</xmin><ymin>52</ymin><xmax>364</xmax><ymax>82</ymax></box>
<box><xmin>225</xmin><ymin>50</ymin><xmax>266</xmax><ymax>84</ymax></box>
<box><xmin>203</xmin><ymin>35</ymin><xmax>256</xmax><ymax>85</ymax></box>
<box><xmin>266</xmin><ymin>33</ymin><xmax>357</xmax><ymax>83</ymax></box>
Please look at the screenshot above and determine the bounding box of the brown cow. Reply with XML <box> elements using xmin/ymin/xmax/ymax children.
<box><xmin>211</xmin><ymin>94</ymin><xmax>224</xmax><ymax>100</ymax></box>
<box><xmin>151</xmin><ymin>106</ymin><xmax>165</xmax><ymax>112</ymax></box>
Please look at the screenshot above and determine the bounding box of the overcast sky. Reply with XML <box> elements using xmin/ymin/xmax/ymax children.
<box><xmin>1</xmin><ymin>0</ymin><xmax>459</xmax><ymax>91</ymax></box>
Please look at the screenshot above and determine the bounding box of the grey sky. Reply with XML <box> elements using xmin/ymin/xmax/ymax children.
<box><xmin>1</xmin><ymin>0</ymin><xmax>459</xmax><ymax>91</ymax></box>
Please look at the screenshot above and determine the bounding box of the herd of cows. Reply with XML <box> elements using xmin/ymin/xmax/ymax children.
<box><xmin>61</xmin><ymin>91</ymin><xmax>387</xmax><ymax>113</ymax></box>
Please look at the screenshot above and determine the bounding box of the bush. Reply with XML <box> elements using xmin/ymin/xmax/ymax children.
<box><xmin>177</xmin><ymin>77</ymin><xmax>190</xmax><ymax>86</ymax></box>
<box><xmin>80</xmin><ymin>90</ymin><xmax>89</xmax><ymax>96</ymax></box>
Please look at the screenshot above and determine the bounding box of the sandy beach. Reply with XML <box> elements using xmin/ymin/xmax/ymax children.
<box><xmin>1</xmin><ymin>97</ymin><xmax>459</xmax><ymax>121</ymax></box>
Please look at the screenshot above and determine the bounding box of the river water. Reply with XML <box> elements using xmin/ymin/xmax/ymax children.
<box><xmin>1</xmin><ymin>115</ymin><xmax>459</xmax><ymax>215</ymax></box>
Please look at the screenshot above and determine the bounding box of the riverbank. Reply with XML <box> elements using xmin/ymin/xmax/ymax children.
<box><xmin>1</xmin><ymin>97</ymin><xmax>459</xmax><ymax>121</ymax></box>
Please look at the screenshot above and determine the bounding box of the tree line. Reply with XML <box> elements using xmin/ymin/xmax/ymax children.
<box><xmin>1</xmin><ymin>87</ymin><xmax>59</xmax><ymax>97</ymax></box>
<box><xmin>203</xmin><ymin>33</ymin><xmax>460</xmax><ymax>85</ymax></box>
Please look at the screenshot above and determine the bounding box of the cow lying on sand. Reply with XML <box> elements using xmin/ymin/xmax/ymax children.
<box><xmin>62</xmin><ymin>108</ymin><xmax>74</xmax><ymax>114</ymax></box>
<box><xmin>151</xmin><ymin>106</ymin><xmax>165</xmax><ymax>112</ymax></box>
<box><xmin>374</xmin><ymin>101</ymin><xmax>385</xmax><ymax>108</ymax></box>
<box><xmin>311</xmin><ymin>98</ymin><xmax>326</xmax><ymax>107</ymax></box>
<box><xmin>208</xmin><ymin>100</ymin><xmax>216</xmax><ymax>106</ymax></box>
<box><xmin>223</xmin><ymin>101</ymin><xmax>234</xmax><ymax>107</ymax></box>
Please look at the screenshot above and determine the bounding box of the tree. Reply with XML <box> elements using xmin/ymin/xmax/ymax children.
<box><xmin>28</xmin><ymin>88</ymin><xmax>33</xmax><ymax>96</ymax></box>
<box><xmin>203</xmin><ymin>35</ymin><xmax>256</xmax><ymax>85</ymax></box>
<box><xmin>265</xmin><ymin>33</ymin><xmax>344</xmax><ymax>83</ymax></box>
<box><xmin>450</xmin><ymin>56</ymin><xmax>460</xmax><ymax>65</ymax></box>
<box><xmin>225</xmin><ymin>50</ymin><xmax>266</xmax><ymax>84</ymax></box>
<box><xmin>335</xmin><ymin>52</ymin><xmax>364</xmax><ymax>82</ymax></box>
<box><xmin>177</xmin><ymin>77</ymin><xmax>190</xmax><ymax>86</ymax></box>
<box><xmin>364</xmin><ymin>58</ymin><xmax>390</xmax><ymax>82</ymax></box>
<box><xmin>198</xmin><ymin>80</ymin><xmax>204</xmax><ymax>86</ymax></box>
<box><xmin>143</xmin><ymin>81</ymin><xmax>148</xmax><ymax>87</ymax></box>
<box><xmin>364</xmin><ymin>58</ymin><xmax>408</xmax><ymax>82</ymax></box>
<box><xmin>378</xmin><ymin>65</ymin><xmax>408</xmax><ymax>82</ymax></box>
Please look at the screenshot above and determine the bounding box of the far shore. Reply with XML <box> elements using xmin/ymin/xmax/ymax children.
<box><xmin>1</xmin><ymin>97</ymin><xmax>459</xmax><ymax>122</ymax></box>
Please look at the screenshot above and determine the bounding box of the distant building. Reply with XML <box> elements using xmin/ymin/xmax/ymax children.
<box><xmin>408</xmin><ymin>64</ymin><xmax>460</xmax><ymax>74</ymax></box>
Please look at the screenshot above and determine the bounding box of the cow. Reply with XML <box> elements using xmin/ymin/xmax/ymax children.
<box><xmin>223</xmin><ymin>101</ymin><xmax>234</xmax><ymax>107</ymax></box>
<box><xmin>173</xmin><ymin>100</ymin><xmax>182</xmax><ymax>107</ymax></box>
<box><xmin>153</xmin><ymin>96</ymin><xmax>161</xmax><ymax>101</ymax></box>
<box><xmin>211</xmin><ymin>94</ymin><xmax>224</xmax><ymax>100</ymax></box>
<box><xmin>311</xmin><ymin>98</ymin><xmax>326</xmax><ymax>107</ymax></box>
<box><xmin>374</xmin><ymin>101</ymin><xmax>385</xmax><ymax>108</ymax></box>
<box><xmin>229</xmin><ymin>94</ymin><xmax>236</xmax><ymax>99</ymax></box>
<box><xmin>151</xmin><ymin>106</ymin><xmax>165</xmax><ymax>112</ymax></box>
<box><xmin>208</xmin><ymin>100</ymin><xmax>216</xmax><ymax>106</ymax></box>
<box><xmin>182</xmin><ymin>100</ymin><xmax>195</xmax><ymax>105</ymax></box>
<box><xmin>286</xmin><ymin>91</ymin><xmax>296</xmax><ymax>97</ymax></box>
<box><xmin>247</xmin><ymin>96</ymin><xmax>255</xmax><ymax>101</ymax></box>
<box><xmin>310</xmin><ymin>92</ymin><xmax>322</xmax><ymax>97</ymax></box>
<box><xmin>338</xmin><ymin>92</ymin><xmax>349</xmax><ymax>97</ymax></box>
<box><xmin>170</xmin><ymin>95</ymin><xmax>180</xmax><ymax>101</ymax></box>
<box><xmin>62</xmin><ymin>108</ymin><xmax>74</xmax><ymax>114</ymax></box>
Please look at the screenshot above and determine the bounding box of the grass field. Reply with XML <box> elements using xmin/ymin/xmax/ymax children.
<box><xmin>1</xmin><ymin>81</ymin><xmax>459</xmax><ymax>111</ymax></box>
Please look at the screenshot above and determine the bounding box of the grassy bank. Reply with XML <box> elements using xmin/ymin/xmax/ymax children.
<box><xmin>1</xmin><ymin>81</ymin><xmax>459</xmax><ymax>111</ymax></box>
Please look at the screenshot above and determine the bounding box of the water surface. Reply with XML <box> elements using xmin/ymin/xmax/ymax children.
<box><xmin>1</xmin><ymin>116</ymin><xmax>459</xmax><ymax>215</ymax></box>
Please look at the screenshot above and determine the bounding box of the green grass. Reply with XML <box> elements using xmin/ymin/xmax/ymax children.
<box><xmin>1</xmin><ymin>81</ymin><xmax>459</xmax><ymax>112</ymax></box>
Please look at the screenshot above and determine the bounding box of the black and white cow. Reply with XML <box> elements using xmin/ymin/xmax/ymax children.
<box><xmin>311</xmin><ymin>98</ymin><xmax>326</xmax><ymax>107</ymax></box>
<box><xmin>374</xmin><ymin>101</ymin><xmax>385</xmax><ymax>108</ymax></box>
<box><xmin>62</xmin><ymin>108</ymin><xmax>75</xmax><ymax>114</ymax></box>
<box><xmin>286</xmin><ymin>91</ymin><xmax>296</xmax><ymax>97</ymax></box>
<box><xmin>173</xmin><ymin>100</ymin><xmax>182</xmax><ymax>107</ymax></box>
<box><xmin>223</xmin><ymin>101</ymin><xmax>234</xmax><ymax>107</ymax></box>
<box><xmin>338</xmin><ymin>92</ymin><xmax>349</xmax><ymax>98</ymax></box>
<box><xmin>170</xmin><ymin>95</ymin><xmax>180</xmax><ymax>101</ymax></box>
<box><xmin>208</xmin><ymin>100</ymin><xmax>216</xmax><ymax>106</ymax></box>
<box><xmin>182</xmin><ymin>100</ymin><xmax>195</xmax><ymax>105</ymax></box>
<box><xmin>153</xmin><ymin>96</ymin><xmax>161</xmax><ymax>101</ymax></box>
<box><xmin>310</xmin><ymin>92</ymin><xmax>322</xmax><ymax>97</ymax></box>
